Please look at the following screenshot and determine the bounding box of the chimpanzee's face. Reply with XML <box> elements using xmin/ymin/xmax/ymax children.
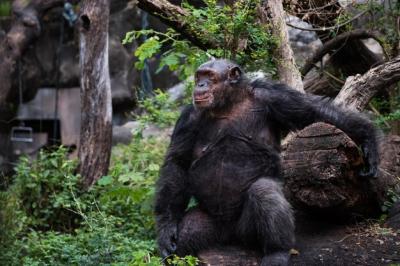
<box><xmin>193</xmin><ymin>68</ymin><xmax>222</xmax><ymax>109</ymax></box>
<box><xmin>193</xmin><ymin>60</ymin><xmax>242</xmax><ymax>110</ymax></box>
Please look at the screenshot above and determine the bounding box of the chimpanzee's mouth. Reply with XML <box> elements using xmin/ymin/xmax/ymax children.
<box><xmin>194</xmin><ymin>94</ymin><xmax>211</xmax><ymax>102</ymax></box>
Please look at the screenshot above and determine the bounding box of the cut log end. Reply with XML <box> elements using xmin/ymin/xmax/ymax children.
<box><xmin>282</xmin><ymin>122</ymin><xmax>378</xmax><ymax>216</ymax></box>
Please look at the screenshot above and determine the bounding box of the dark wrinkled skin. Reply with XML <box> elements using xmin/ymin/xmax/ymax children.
<box><xmin>155</xmin><ymin>59</ymin><xmax>379</xmax><ymax>265</ymax></box>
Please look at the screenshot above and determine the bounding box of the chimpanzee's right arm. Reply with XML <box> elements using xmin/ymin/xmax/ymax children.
<box><xmin>155</xmin><ymin>105</ymin><xmax>198</xmax><ymax>257</ymax></box>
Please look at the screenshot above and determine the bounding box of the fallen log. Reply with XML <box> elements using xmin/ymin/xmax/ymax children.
<box><xmin>282</xmin><ymin>122</ymin><xmax>379</xmax><ymax>217</ymax></box>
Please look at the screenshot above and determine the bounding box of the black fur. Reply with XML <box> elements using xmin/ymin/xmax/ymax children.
<box><xmin>155</xmin><ymin>60</ymin><xmax>379</xmax><ymax>265</ymax></box>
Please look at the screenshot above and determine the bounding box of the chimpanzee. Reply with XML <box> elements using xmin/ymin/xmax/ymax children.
<box><xmin>155</xmin><ymin>59</ymin><xmax>378</xmax><ymax>265</ymax></box>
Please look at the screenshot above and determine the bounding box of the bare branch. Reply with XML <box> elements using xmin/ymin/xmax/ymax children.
<box><xmin>286</xmin><ymin>9</ymin><xmax>369</xmax><ymax>32</ymax></box>
<box><xmin>334</xmin><ymin>56</ymin><xmax>400</xmax><ymax>111</ymax></box>
<box><xmin>302</xmin><ymin>30</ymin><xmax>386</xmax><ymax>76</ymax></box>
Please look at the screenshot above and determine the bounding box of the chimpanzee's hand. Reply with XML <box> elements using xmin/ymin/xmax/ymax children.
<box><xmin>359</xmin><ymin>143</ymin><xmax>378</xmax><ymax>178</ymax></box>
<box><xmin>158</xmin><ymin>221</ymin><xmax>178</xmax><ymax>258</ymax></box>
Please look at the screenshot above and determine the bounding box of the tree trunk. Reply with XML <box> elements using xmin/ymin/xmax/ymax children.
<box><xmin>78</xmin><ymin>0</ymin><xmax>112</xmax><ymax>188</ymax></box>
<box><xmin>260</xmin><ymin>0</ymin><xmax>303</xmax><ymax>92</ymax></box>
<box><xmin>0</xmin><ymin>0</ymin><xmax>64</xmax><ymax>110</ymax></box>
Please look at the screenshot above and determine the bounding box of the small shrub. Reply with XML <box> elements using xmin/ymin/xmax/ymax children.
<box><xmin>382</xmin><ymin>182</ymin><xmax>400</xmax><ymax>213</ymax></box>
<box><xmin>136</xmin><ymin>89</ymin><xmax>180</xmax><ymax>128</ymax></box>
<box><xmin>10</xmin><ymin>147</ymin><xmax>83</xmax><ymax>231</ymax></box>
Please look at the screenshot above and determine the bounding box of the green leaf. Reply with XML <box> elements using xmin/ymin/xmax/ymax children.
<box><xmin>148</xmin><ymin>164</ymin><xmax>160</xmax><ymax>172</ymax></box>
<box><xmin>97</xmin><ymin>175</ymin><xmax>113</xmax><ymax>186</ymax></box>
<box><xmin>134</xmin><ymin>37</ymin><xmax>161</xmax><ymax>63</ymax></box>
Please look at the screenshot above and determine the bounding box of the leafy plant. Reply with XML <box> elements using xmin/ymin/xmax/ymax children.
<box><xmin>135</xmin><ymin>89</ymin><xmax>180</xmax><ymax>128</ymax></box>
<box><xmin>0</xmin><ymin>1</ymin><xmax>11</xmax><ymax>17</ymax></box>
<box><xmin>0</xmin><ymin>137</ymin><xmax>171</xmax><ymax>265</ymax></box>
<box><xmin>166</xmin><ymin>255</ymin><xmax>200</xmax><ymax>266</ymax></box>
<box><xmin>10</xmin><ymin>146</ymin><xmax>83</xmax><ymax>231</ymax></box>
<box><xmin>123</xmin><ymin>0</ymin><xmax>277</xmax><ymax>82</ymax></box>
<box><xmin>382</xmin><ymin>182</ymin><xmax>400</xmax><ymax>213</ymax></box>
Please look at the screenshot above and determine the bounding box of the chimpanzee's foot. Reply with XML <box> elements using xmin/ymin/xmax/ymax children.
<box><xmin>260</xmin><ymin>251</ymin><xmax>289</xmax><ymax>266</ymax></box>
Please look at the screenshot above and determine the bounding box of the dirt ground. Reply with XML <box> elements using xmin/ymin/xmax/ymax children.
<box><xmin>291</xmin><ymin>214</ymin><xmax>400</xmax><ymax>266</ymax></box>
<box><xmin>198</xmin><ymin>212</ymin><xmax>400</xmax><ymax>266</ymax></box>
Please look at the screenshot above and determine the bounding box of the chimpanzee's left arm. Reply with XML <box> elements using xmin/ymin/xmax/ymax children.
<box><xmin>254</xmin><ymin>81</ymin><xmax>379</xmax><ymax>178</ymax></box>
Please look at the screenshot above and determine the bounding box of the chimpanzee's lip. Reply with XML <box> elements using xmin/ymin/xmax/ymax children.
<box><xmin>194</xmin><ymin>95</ymin><xmax>211</xmax><ymax>102</ymax></box>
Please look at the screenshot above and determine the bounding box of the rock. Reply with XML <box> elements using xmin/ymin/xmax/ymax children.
<box><xmin>167</xmin><ymin>80</ymin><xmax>190</xmax><ymax>102</ymax></box>
<box><xmin>113</xmin><ymin>121</ymin><xmax>173</xmax><ymax>145</ymax></box>
<box><xmin>17</xmin><ymin>0</ymin><xmax>181</xmax><ymax>111</ymax></box>
<box><xmin>112</xmin><ymin>126</ymin><xmax>134</xmax><ymax>145</ymax></box>
<box><xmin>286</xmin><ymin>15</ymin><xmax>322</xmax><ymax>66</ymax></box>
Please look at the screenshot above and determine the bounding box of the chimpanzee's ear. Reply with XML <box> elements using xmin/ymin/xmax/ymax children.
<box><xmin>228</xmin><ymin>66</ymin><xmax>242</xmax><ymax>84</ymax></box>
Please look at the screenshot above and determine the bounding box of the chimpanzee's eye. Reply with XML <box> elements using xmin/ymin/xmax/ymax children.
<box><xmin>209</xmin><ymin>75</ymin><xmax>217</xmax><ymax>83</ymax></box>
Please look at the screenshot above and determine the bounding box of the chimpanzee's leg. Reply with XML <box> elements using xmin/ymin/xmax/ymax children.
<box><xmin>176</xmin><ymin>208</ymin><xmax>220</xmax><ymax>256</ymax></box>
<box><xmin>237</xmin><ymin>178</ymin><xmax>295</xmax><ymax>266</ymax></box>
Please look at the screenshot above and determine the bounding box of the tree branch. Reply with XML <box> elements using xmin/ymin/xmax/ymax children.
<box><xmin>286</xmin><ymin>9</ymin><xmax>369</xmax><ymax>33</ymax></box>
<box><xmin>302</xmin><ymin>30</ymin><xmax>386</xmax><ymax>76</ymax></box>
<box><xmin>333</xmin><ymin>56</ymin><xmax>400</xmax><ymax>111</ymax></box>
<box><xmin>136</xmin><ymin>0</ymin><xmax>215</xmax><ymax>50</ymax></box>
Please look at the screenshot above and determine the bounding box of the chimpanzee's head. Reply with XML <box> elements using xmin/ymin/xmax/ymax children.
<box><xmin>193</xmin><ymin>59</ymin><xmax>245</xmax><ymax>110</ymax></box>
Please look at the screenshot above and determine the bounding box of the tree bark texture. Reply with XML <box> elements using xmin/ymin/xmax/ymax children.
<box><xmin>78</xmin><ymin>0</ymin><xmax>112</xmax><ymax>188</ymax></box>
<box><xmin>282</xmin><ymin>122</ymin><xmax>379</xmax><ymax>216</ymax></box>
<box><xmin>0</xmin><ymin>0</ymin><xmax>64</xmax><ymax>110</ymax></box>
<box><xmin>334</xmin><ymin>56</ymin><xmax>400</xmax><ymax>111</ymax></box>
<box><xmin>260</xmin><ymin>0</ymin><xmax>304</xmax><ymax>92</ymax></box>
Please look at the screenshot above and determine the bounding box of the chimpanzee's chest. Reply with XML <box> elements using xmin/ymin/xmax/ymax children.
<box><xmin>191</xmin><ymin>113</ymin><xmax>280</xmax><ymax>160</ymax></box>
<box><xmin>187</xmin><ymin>112</ymin><xmax>281</xmax><ymax>218</ymax></box>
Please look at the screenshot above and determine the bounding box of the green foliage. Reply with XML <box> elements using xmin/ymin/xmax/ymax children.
<box><xmin>10</xmin><ymin>147</ymin><xmax>82</xmax><ymax>231</ymax></box>
<box><xmin>183</xmin><ymin>0</ymin><xmax>277</xmax><ymax>72</ymax></box>
<box><xmin>136</xmin><ymin>89</ymin><xmax>180</xmax><ymax>128</ymax></box>
<box><xmin>0</xmin><ymin>1</ymin><xmax>11</xmax><ymax>17</ymax></box>
<box><xmin>124</xmin><ymin>28</ymin><xmax>209</xmax><ymax>81</ymax></box>
<box><xmin>123</xmin><ymin>0</ymin><xmax>277</xmax><ymax>81</ymax></box>
<box><xmin>382</xmin><ymin>182</ymin><xmax>400</xmax><ymax>213</ymax></box>
<box><xmin>375</xmin><ymin>110</ymin><xmax>400</xmax><ymax>130</ymax></box>
<box><xmin>0</xmin><ymin>135</ymin><xmax>181</xmax><ymax>265</ymax></box>
<box><xmin>371</xmin><ymin>93</ymin><xmax>400</xmax><ymax>132</ymax></box>
<box><xmin>166</xmin><ymin>255</ymin><xmax>200</xmax><ymax>266</ymax></box>
<box><xmin>0</xmin><ymin>190</ymin><xmax>26</xmax><ymax>252</ymax></box>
